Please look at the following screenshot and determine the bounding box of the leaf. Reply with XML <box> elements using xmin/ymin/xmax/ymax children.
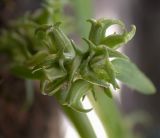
<box><xmin>80</xmin><ymin>54</ymin><xmax>109</xmax><ymax>88</ymax></box>
<box><xmin>103</xmin><ymin>87</ymin><xmax>113</xmax><ymax>98</ymax></box>
<box><xmin>68</xmin><ymin>79</ymin><xmax>92</xmax><ymax>113</ymax></box>
<box><xmin>40</xmin><ymin>78</ymin><xmax>65</xmax><ymax>96</ymax></box>
<box><xmin>10</xmin><ymin>32</ymin><xmax>31</xmax><ymax>58</ymax></box>
<box><xmin>26</xmin><ymin>51</ymin><xmax>48</xmax><ymax>67</ymax></box>
<box><xmin>83</xmin><ymin>38</ymin><xmax>96</xmax><ymax>49</ymax></box>
<box><xmin>71</xmin><ymin>39</ymin><xmax>86</xmax><ymax>54</ymax></box>
<box><xmin>87</xmin><ymin>19</ymin><xmax>125</xmax><ymax>45</ymax></box>
<box><xmin>82</xmin><ymin>70</ymin><xmax>110</xmax><ymax>88</ymax></box>
<box><xmin>48</xmin><ymin>23</ymin><xmax>76</xmax><ymax>60</ymax></box>
<box><xmin>11</xmin><ymin>65</ymin><xmax>44</xmax><ymax>80</ymax></box>
<box><xmin>35</xmin><ymin>28</ymin><xmax>48</xmax><ymax>40</ymax></box>
<box><xmin>91</xmin><ymin>59</ymin><xmax>118</xmax><ymax>89</ymax></box>
<box><xmin>69</xmin><ymin>55</ymin><xmax>82</xmax><ymax>81</ymax></box>
<box><xmin>90</xmin><ymin>46</ymin><xmax>119</xmax><ymax>89</ymax></box>
<box><xmin>107</xmin><ymin>47</ymin><xmax>129</xmax><ymax>60</ymax></box>
<box><xmin>112</xmin><ymin>58</ymin><xmax>156</xmax><ymax>94</ymax></box>
<box><xmin>87</xmin><ymin>19</ymin><xmax>102</xmax><ymax>44</ymax></box>
<box><xmin>91</xmin><ymin>87</ymin><xmax>97</xmax><ymax>101</ymax></box>
<box><xmin>40</xmin><ymin>80</ymin><xmax>48</xmax><ymax>95</ymax></box>
<box><xmin>35</xmin><ymin>54</ymin><xmax>57</xmax><ymax>68</ymax></box>
<box><xmin>35</xmin><ymin>24</ymin><xmax>52</xmax><ymax>37</ymax></box>
<box><xmin>98</xmin><ymin>18</ymin><xmax>125</xmax><ymax>40</ymax></box>
<box><xmin>101</xmin><ymin>25</ymin><xmax>136</xmax><ymax>49</ymax></box>
<box><xmin>44</xmin><ymin>67</ymin><xmax>66</xmax><ymax>81</ymax></box>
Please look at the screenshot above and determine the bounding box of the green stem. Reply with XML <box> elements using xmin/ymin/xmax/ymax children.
<box><xmin>55</xmin><ymin>92</ymin><xmax>97</xmax><ymax>138</ymax></box>
<box><xmin>62</xmin><ymin>105</ymin><xmax>97</xmax><ymax>138</ymax></box>
<box><xmin>88</xmin><ymin>87</ymin><xmax>132</xmax><ymax>138</ymax></box>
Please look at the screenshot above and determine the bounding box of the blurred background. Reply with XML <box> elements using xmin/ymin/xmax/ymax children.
<box><xmin>0</xmin><ymin>0</ymin><xmax>160</xmax><ymax>138</ymax></box>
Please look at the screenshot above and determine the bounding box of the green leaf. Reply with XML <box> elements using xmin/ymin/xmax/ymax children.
<box><xmin>90</xmin><ymin>46</ymin><xmax>119</xmax><ymax>89</ymax></box>
<box><xmin>68</xmin><ymin>79</ymin><xmax>92</xmax><ymax>113</ymax></box>
<box><xmin>44</xmin><ymin>67</ymin><xmax>66</xmax><ymax>81</ymax></box>
<box><xmin>69</xmin><ymin>55</ymin><xmax>82</xmax><ymax>81</ymax></box>
<box><xmin>82</xmin><ymin>70</ymin><xmax>110</xmax><ymax>88</ymax></box>
<box><xmin>112</xmin><ymin>58</ymin><xmax>156</xmax><ymax>94</ymax></box>
<box><xmin>42</xmin><ymin>78</ymin><xmax>65</xmax><ymax>96</ymax></box>
<box><xmin>35</xmin><ymin>28</ymin><xmax>48</xmax><ymax>40</ymax></box>
<box><xmin>33</xmin><ymin>54</ymin><xmax>57</xmax><ymax>68</ymax></box>
<box><xmin>103</xmin><ymin>87</ymin><xmax>113</xmax><ymax>98</ymax></box>
<box><xmin>11</xmin><ymin>65</ymin><xmax>44</xmax><ymax>80</ymax></box>
<box><xmin>87</xmin><ymin>19</ymin><xmax>125</xmax><ymax>45</ymax></box>
<box><xmin>98</xmin><ymin>18</ymin><xmax>125</xmax><ymax>40</ymax></box>
<box><xmin>91</xmin><ymin>58</ymin><xmax>118</xmax><ymax>89</ymax></box>
<box><xmin>101</xmin><ymin>25</ymin><xmax>136</xmax><ymax>49</ymax></box>
<box><xmin>87</xmin><ymin>19</ymin><xmax>102</xmax><ymax>44</ymax></box>
<box><xmin>107</xmin><ymin>47</ymin><xmax>129</xmax><ymax>60</ymax></box>
<box><xmin>80</xmin><ymin>54</ymin><xmax>110</xmax><ymax>88</ymax></box>
<box><xmin>71</xmin><ymin>39</ymin><xmax>86</xmax><ymax>54</ymax></box>
<box><xmin>40</xmin><ymin>80</ymin><xmax>48</xmax><ymax>95</ymax></box>
<box><xmin>48</xmin><ymin>23</ymin><xmax>76</xmax><ymax>60</ymax></box>
<box><xmin>26</xmin><ymin>51</ymin><xmax>48</xmax><ymax>67</ymax></box>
